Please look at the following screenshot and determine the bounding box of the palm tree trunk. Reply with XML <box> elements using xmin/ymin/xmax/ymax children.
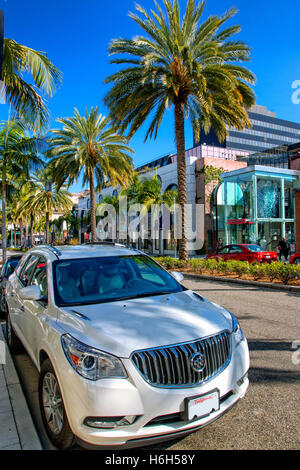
<box><xmin>45</xmin><ymin>212</ymin><xmax>50</xmax><ymax>244</ymax></box>
<box><xmin>30</xmin><ymin>214</ymin><xmax>34</xmax><ymax>247</ymax></box>
<box><xmin>1</xmin><ymin>159</ymin><xmax>7</xmax><ymax>263</ymax></box>
<box><xmin>25</xmin><ymin>223</ymin><xmax>28</xmax><ymax>247</ymax></box>
<box><xmin>89</xmin><ymin>171</ymin><xmax>97</xmax><ymax>243</ymax></box>
<box><xmin>14</xmin><ymin>224</ymin><xmax>17</xmax><ymax>247</ymax></box>
<box><xmin>174</xmin><ymin>102</ymin><xmax>188</xmax><ymax>261</ymax></box>
<box><xmin>19</xmin><ymin>219</ymin><xmax>23</xmax><ymax>247</ymax></box>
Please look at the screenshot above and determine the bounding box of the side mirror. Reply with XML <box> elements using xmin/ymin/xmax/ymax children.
<box><xmin>19</xmin><ymin>285</ymin><xmax>43</xmax><ymax>301</ymax></box>
<box><xmin>170</xmin><ymin>271</ymin><xmax>184</xmax><ymax>283</ymax></box>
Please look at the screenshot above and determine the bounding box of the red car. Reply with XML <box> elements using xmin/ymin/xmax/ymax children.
<box><xmin>289</xmin><ymin>253</ymin><xmax>300</xmax><ymax>265</ymax></box>
<box><xmin>207</xmin><ymin>244</ymin><xmax>278</xmax><ymax>264</ymax></box>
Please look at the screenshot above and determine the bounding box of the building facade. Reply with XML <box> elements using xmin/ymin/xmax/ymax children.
<box><xmin>213</xmin><ymin>166</ymin><xmax>300</xmax><ymax>251</ymax></box>
<box><xmin>194</xmin><ymin>105</ymin><xmax>300</xmax><ymax>154</ymax></box>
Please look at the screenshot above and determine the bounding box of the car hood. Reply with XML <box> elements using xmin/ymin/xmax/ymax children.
<box><xmin>57</xmin><ymin>290</ymin><xmax>233</xmax><ymax>358</ymax></box>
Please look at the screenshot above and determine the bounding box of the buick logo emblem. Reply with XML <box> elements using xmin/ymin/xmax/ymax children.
<box><xmin>190</xmin><ymin>352</ymin><xmax>206</xmax><ymax>373</ymax></box>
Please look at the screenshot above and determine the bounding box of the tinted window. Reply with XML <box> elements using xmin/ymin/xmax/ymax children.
<box><xmin>19</xmin><ymin>255</ymin><xmax>39</xmax><ymax>287</ymax></box>
<box><xmin>5</xmin><ymin>258</ymin><xmax>21</xmax><ymax>278</ymax></box>
<box><xmin>219</xmin><ymin>247</ymin><xmax>230</xmax><ymax>254</ymax></box>
<box><xmin>246</xmin><ymin>245</ymin><xmax>264</xmax><ymax>253</ymax></box>
<box><xmin>53</xmin><ymin>255</ymin><xmax>184</xmax><ymax>307</ymax></box>
<box><xmin>229</xmin><ymin>245</ymin><xmax>243</xmax><ymax>253</ymax></box>
<box><xmin>30</xmin><ymin>258</ymin><xmax>48</xmax><ymax>299</ymax></box>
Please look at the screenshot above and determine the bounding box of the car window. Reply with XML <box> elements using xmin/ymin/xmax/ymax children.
<box><xmin>133</xmin><ymin>257</ymin><xmax>165</xmax><ymax>286</ymax></box>
<box><xmin>53</xmin><ymin>255</ymin><xmax>184</xmax><ymax>307</ymax></box>
<box><xmin>30</xmin><ymin>258</ymin><xmax>48</xmax><ymax>299</ymax></box>
<box><xmin>16</xmin><ymin>255</ymin><xmax>31</xmax><ymax>278</ymax></box>
<box><xmin>246</xmin><ymin>245</ymin><xmax>264</xmax><ymax>253</ymax></box>
<box><xmin>229</xmin><ymin>246</ymin><xmax>243</xmax><ymax>253</ymax></box>
<box><xmin>5</xmin><ymin>258</ymin><xmax>21</xmax><ymax>278</ymax></box>
<box><xmin>1</xmin><ymin>261</ymin><xmax>7</xmax><ymax>278</ymax></box>
<box><xmin>19</xmin><ymin>255</ymin><xmax>39</xmax><ymax>287</ymax></box>
<box><xmin>219</xmin><ymin>247</ymin><xmax>230</xmax><ymax>254</ymax></box>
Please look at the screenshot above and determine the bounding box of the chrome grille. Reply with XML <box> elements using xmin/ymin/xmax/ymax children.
<box><xmin>131</xmin><ymin>331</ymin><xmax>231</xmax><ymax>388</ymax></box>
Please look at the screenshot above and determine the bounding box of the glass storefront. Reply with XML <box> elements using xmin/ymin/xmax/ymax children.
<box><xmin>213</xmin><ymin>167</ymin><xmax>299</xmax><ymax>251</ymax></box>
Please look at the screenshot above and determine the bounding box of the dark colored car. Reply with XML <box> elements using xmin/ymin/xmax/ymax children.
<box><xmin>0</xmin><ymin>255</ymin><xmax>22</xmax><ymax>317</ymax></box>
<box><xmin>206</xmin><ymin>244</ymin><xmax>278</xmax><ymax>264</ymax></box>
<box><xmin>289</xmin><ymin>253</ymin><xmax>300</xmax><ymax>265</ymax></box>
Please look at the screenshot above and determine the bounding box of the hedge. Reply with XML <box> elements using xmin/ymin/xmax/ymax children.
<box><xmin>155</xmin><ymin>257</ymin><xmax>300</xmax><ymax>286</ymax></box>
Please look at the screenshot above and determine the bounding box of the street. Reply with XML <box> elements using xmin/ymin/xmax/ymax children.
<box><xmin>2</xmin><ymin>278</ymin><xmax>300</xmax><ymax>450</ymax></box>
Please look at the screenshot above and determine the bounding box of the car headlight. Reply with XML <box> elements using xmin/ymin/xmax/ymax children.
<box><xmin>229</xmin><ymin>312</ymin><xmax>245</xmax><ymax>346</ymax></box>
<box><xmin>61</xmin><ymin>334</ymin><xmax>127</xmax><ymax>381</ymax></box>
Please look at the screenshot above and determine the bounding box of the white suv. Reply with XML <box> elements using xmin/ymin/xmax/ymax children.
<box><xmin>5</xmin><ymin>244</ymin><xmax>249</xmax><ymax>449</ymax></box>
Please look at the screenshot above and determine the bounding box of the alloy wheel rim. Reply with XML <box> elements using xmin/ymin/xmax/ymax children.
<box><xmin>42</xmin><ymin>372</ymin><xmax>64</xmax><ymax>435</ymax></box>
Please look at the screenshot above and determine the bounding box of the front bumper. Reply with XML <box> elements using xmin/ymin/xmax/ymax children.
<box><xmin>56</xmin><ymin>336</ymin><xmax>250</xmax><ymax>449</ymax></box>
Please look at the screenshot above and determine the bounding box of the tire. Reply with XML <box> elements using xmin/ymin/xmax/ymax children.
<box><xmin>293</xmin><ymin>258</ymin><xmax>300</xmax><ymax>265</ymax></box>
<box><xmin>39</xmin><ymin>359</ymin><xmax>76</xmax><ymax>450</ymax></box>
<box><xmin>5</xmin><ymin>309</ymin><xmax>23</xmax><ymax>354</ymax></box>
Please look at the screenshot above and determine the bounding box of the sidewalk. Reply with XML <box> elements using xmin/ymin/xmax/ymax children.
<box><xmin>0</xmin><ymin>324</ymin><xmax>42</xmax><ymax>450</ymax></box>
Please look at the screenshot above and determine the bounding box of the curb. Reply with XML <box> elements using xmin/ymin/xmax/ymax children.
<box><xmin>182</xmin><ymin>272</ymin><xmax>300</xmax><ymax>292</ymax></box>
<box><xmin>0</xmin><ymin>324</ymin><xmax>42</xmax><ymax>450</ymax></box>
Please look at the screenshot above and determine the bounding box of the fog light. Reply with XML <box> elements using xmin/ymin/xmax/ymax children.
<box><xmin>237</xmin><ymin>372</ymin><xmax>248</xmax><ymax>387</ymax></box>
<box><xmin>83</xmin><ymin>415</ymin><xmax>137</xmax><ymax>429</ymax></box>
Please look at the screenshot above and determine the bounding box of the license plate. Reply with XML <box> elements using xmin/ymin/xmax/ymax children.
<box><xmin>183</xmin><ymin>389</ymin><xmax>220</xmax><ymax>421</ymax></box>
<box><xmin>266</xmin><ymin>255</ymin><xmax>271</xmax><ymax>259</ymax></box>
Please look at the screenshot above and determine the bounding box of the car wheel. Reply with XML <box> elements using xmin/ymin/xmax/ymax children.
<box><xmin>293</xmin><ymin>258</ymin><xmax>300</xmax><ymax>265</ymax></box>
<box><xmin>39</xmin><ymin>359</ymin><xmax>76</xmax><ymax>450</ymax></box>
<box><xmin>5</xmin><ymin>309</ymin><xmax>23</xmax><ymax>354</ymax></box>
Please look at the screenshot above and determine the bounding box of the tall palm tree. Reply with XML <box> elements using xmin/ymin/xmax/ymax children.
<box><xmin>48</xmin><ymin>107</ymin><xmax>134</xmax><ymax>242</ymax></box>
<box><xmin>104</xmin><ymin>0</ymin><xmax>255</xmax><ymax>260</ymax></box>
<box><xmin>0</xmin><ymin>119</ymin><xmax>44</xmax><ymax>261</ymax></box>
<box><xmin>22</xmin><ymin>168</ymin><xmax>73</xmax><ymax>244</ymax></box>
<box><xmin>2</xmin><ymin>38</ymin><xmax>62</xmax><ymax>130</ymax></box>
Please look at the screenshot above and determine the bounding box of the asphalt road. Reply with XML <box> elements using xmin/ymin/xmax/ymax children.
<box><xmin>3</xmin><ymin>278</ymin><xmax>300</xmax><ymax>450</ymax></box>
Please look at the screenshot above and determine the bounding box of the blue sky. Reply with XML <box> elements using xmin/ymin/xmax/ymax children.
<box><xmin>1</xmin><ymin>0</ymin><xmax>300</xmax><ymax>192</ymax></box>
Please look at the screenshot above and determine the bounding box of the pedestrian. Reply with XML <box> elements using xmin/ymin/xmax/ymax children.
<box><xmin>216</xmin><ymin>238</ymin><xmax>223</xmax><ymax>252</ymax></box>
<box><xmin>277</xmin><ymin>237</ymin><xmax>289</xmax><ymax>261</ymax></box>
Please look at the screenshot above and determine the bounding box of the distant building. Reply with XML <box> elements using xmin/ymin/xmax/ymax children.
<box><xmin>194</xmin><ymin>104</ymin><xmax>300</xmax><ymax>154</ymax></box>
<box><xmin>236</xmin><ymin>141</ymin><xmax>300</xmax><ymax>169</ymax></box>
<box><xmin>77</xmin><ymin>143</ymin><xmax>300</xmax><ymax>254</ymax></box>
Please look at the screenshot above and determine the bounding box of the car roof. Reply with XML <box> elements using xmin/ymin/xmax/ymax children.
<box><xmin>30</xmin><ymin>244</ymin><xmax>141</xmax><ymax>260</ymax></box>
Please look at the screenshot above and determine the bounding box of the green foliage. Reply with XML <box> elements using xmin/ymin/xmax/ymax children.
<box><xmin>275</xmin><ymin>263</ymin><xmax>299</xmax><ymax>285</ymax></box>
<box><xmin>188</xmin><ymin>258</ymin><xmax>206</xmax><ymax>274</ymax></box>
<box><xmin>248</xmin><ymin>263</ymin><xmax>268</xmax><ymax>281</ymax></box>
<box><xmin>155</xmin><ymin>256</ymin><xmax>185</xmax><ymax>270</ymax></box>
<box><xmin>196</xmin><ymin>165</ymin><xmax>225</xmax><ymax>185</ymax></box>
<box><xmin>153</xmin><ymin>257</ymin><xmax>300</xmax><ymax>286</ymax></box>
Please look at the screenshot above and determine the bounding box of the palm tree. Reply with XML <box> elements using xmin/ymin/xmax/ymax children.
<box><xmin>22</xmin><ymin>168</ymin><xmax>73</xmax><ymax>244</ymax></box>
<box><xmin>48</xmin><ymin>107</ymin><xmax>134</xmax><ymax>242</ymax></box>
<box><xmin>0</xmin><ymin>119</ymin><xmax>44</xmax><ymax>261</ymax></box>
<box><xmin>49</xmin><ymin>216</ymin><xmax>65</xmax><ymax>243</ymax></box>
<box><xmin>2</xmin><ymin>38</ymin><xmax>62</xmax><ymax>130</ymax></box>
<box><xmin>104</xmin><ymin>0</ymin><xmax>255</xmax><ymax>260</ymax></box>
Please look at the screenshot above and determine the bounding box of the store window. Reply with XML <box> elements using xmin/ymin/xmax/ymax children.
<box><xmin>258</xmin><ymin>222</ymin><xmax>282</xmax><ymax>251</ymax></box>
<box><xmin>257</xmin><ymin>178</ymin><xmax>281</xmax><ymax>219</ymax></box>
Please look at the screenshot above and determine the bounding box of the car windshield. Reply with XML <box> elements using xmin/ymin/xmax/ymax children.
<box><xmin>53</xmin><ymin>255</ymin><xmax>185</xmax><ymax>307</ymax></box>
<box><xmin>246</xmin><ymin>245</ymin><xmax>264</xmax><ymax>252</ymax></box>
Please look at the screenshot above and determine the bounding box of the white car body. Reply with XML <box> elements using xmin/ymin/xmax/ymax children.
<box><xmin>5</xmin><ymin>244</ymin><xmax>249</xmax><ymax>449</ymax></box>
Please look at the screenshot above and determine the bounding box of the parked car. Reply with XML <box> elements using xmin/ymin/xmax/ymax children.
<box><xmin>206</xmin><ymin>244</ymin><xmax>277</xmax><ymax>263</ymax></box>
<box><xmin>0</xmin><ymin>254</ymin><xmax>22</xmax><ymax>317</ymax></box>
<box><xmin>5</xmin><ymin>244</ymin><xmax>249</xmax><ymax>450</ymax></box>
<box><xmin>289</xmin><ymin>252</ymin><xmax>300</xmax><ymax>265</ymax></box>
